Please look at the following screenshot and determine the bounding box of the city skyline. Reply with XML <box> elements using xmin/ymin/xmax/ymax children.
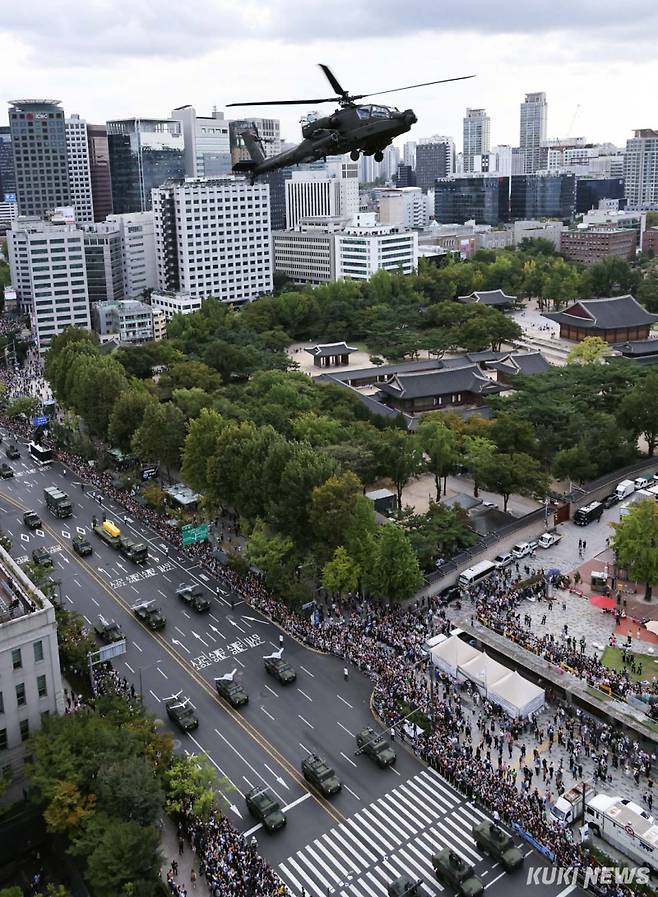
<box><xmin>1</xmin><ymin>2</ymin><xmax>657</xmax><ymax>152</ymax></box>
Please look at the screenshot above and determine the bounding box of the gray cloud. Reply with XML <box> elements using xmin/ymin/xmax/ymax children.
<box><xmin>3</xmin><ymin>0</ymin><xmax>658</xmax><ymax>63</ymax></box>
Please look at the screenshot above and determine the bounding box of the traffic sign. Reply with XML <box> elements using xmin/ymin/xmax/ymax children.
<box><xmin>181</xmin><ymin>523</ymin><xmax>210</xmax><ymax>546</ymax></box>
<box><xmin>32</xmin><ymin>415</ymin><xmax>48</xmax><ymax>426</ymax></box>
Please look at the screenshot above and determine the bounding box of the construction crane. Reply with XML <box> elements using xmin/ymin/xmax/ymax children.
<box><xmin>567</xmin><ymin>104</ymin><xmax>581</xmax><ymax>139</ymax></box>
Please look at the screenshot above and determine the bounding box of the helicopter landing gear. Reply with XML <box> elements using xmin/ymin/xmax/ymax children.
<box><xmin>350</xmin><ymin>150</ymin><xmax>360</xmax><ymax>161</ymax></box>
<box><xmin>374</xmin><ymin>150</ymin><xmax>384</xmax><ymax>162</ymax></box>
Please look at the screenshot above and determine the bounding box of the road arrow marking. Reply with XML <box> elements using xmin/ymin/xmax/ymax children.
<box><xmin>264</xmin><ymin>764</ymin><xmax>290</xmax><ymax>790</ymax></box>
<box><xmin>191</xmin><ymin>630</ymin><xmax>209</xmax><ymax>648</ymax></box>
<box><xmin>228</xmin><ymin>618</ymin><xmax>246</xmax><ymax>633</ymax></box>
<box><xmin>209</xmin><ymin>624</ymin><xmax>226</xmax><ymax>639</ymax></box>
<box><xmin>97</xmin><ymin>567</ymin><xmax>111</xmax><ymax>578</ymax></box>
<box><xmin>241</xmin><ymin>615</ymin><xmax>266</xmax><ymax>625</ymax></box>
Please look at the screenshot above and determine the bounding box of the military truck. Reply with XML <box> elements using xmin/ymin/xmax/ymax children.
<box><xmin>264</xmin><ymin>654</ymin><xmax>296</xmax><ymax>684</ymax></box>
<box><xmin>32</xmin><ymin>547</ymin><xmax>53</xmax><ymax>568</ymax></box>
<box><xmin>176</xmin><ymin>583</ymin><xmax>211</xmax><ymax>613</ymax></box>
<box><xmin>388</xmin><ymin>875</ymin><xmax>423</xmax><ymax>897</ymax></box>
<box><xmin>72</xmin><ymin>534</ymin><xmax>93</xmax><ymax>556</ymax></box>
<box><xmin>355</xmin><ymin>727</ymin><xmax>397</xmax><ymax>767</ymax></box>
<box><xmin>245</xmin><ymin>787</ymin><xmax>286</xmax><ymax>832</ymax></box>
<box><xmin>301</xmin><ymin>753</ymin><xmax>341</xmax><ymax>796</ymax></box>
<box><xmin>432</xmin><ymin>849</ymin><xmax>484</xmax><ymax>897</ymax></box>
<box><xmin>215</xmin><ymin>674</ymin><xmax>248</xmax><ymax>707</ymax></box>
<box><xmin>132</xmin><ymin>600</ymin><xmax>166</xmax><ymax>631</ymax></box>
<box><xmin>23</xmin><ymin>510</ymin><xmax>42</xmax><ymax>530</ymax></box>
<box><xmin>6</xmin><ymin>444</ymin><xmax>20</xmax><ymax>459</ymax></box>
<box><xmin>119</xmin><ymin>537</ymin><xmax>148</xmax><ymax>565</ymax></box>
<box><xmin>93</xmin><ymin>519</ymin><xmax>122</xmax><ymax>548</ymax></box>
<box><xmin>165</xmin><ymin>694</ymin><xmax>199</xmax><ymax>731</ymax></box>
<box><xmin>44</xmin><ymin>486</ymin><xmax>73</xmax><ymax>518</ymax></box>
<box><xmin>472</xmin><ymin>821</ymin><xmax>524</xmax><ymax>871</ymax></box>
<box><xmin>0</xmin><ymin>463</ymin><xmax>13</xmax><ymax>478</ymax></box>
<box><xmin>94</xmin><ymin>616</ymin><xmax>125</xmax><ymax>644</ymax></box>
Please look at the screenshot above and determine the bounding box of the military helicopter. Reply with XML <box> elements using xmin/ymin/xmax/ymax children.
<box><xmin>228</xmin><ymin>64</ymin><xmax>474</xmax><ymax>180</ymax></box>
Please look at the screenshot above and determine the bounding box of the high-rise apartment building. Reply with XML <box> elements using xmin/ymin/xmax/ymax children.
<box><xmin>9</xmin><ymin>99</ymin><xmax>70</xmax><ymax>217</ymax></box>
<box><xmin>107</xmin><ymin>118</ymin><xmax>185</xmax><ymax>214</ymax></box>
<box><xmin>87</xmin><ymin>125</ymin><xmax>113</xmax><ymax>222</ymax></box>
<box><xmin>105</xmin><ymin>211</ymin><xmax>158</xmax><ymax>299</ymax></box>
<box><xmin>229</xmin><ymin>118</ymin><xmax>281</xmax><ymax>164</ymax></box>
<box><xmin>285</xmin><ymin>164</ymin><xmax>359</xmax><ymax>229</ymax></box>
<box><xmin>8</xmin><ymin>216</ymin><xmax>91</xmax><ymax>350</ymax></box>
<box><xmin>403</xmin><ymin>141</ymin><xmax>417</xmax><ymax>170</ymax></box>
<box><xmin>463</xmin><ymin>109</ymin><xmax>491</xmax><ymax>173</ymax></box>
<box><xmin>171</xmin><ymin>106</ymin><xmax>231</xmax><ymax>178</ymax></box>
<box><xmin>65</xmin><ymin>115</ymin><xmax>94</xmax><ymax>226</ymax></box>
<box><xmin>624</xmin><ymin>129</ymin><xmax>658</xmax><ymax>210</ymax></box>
<box><xmin>83</xmin><ymin>222</ymin><xmax>124</xmax><ymax>303</ymax></box>
<box><xmin>0</xmin><ymin>546</ymin><xmax>64</xmax><ymax>781</ymax></box>
<box><xmin>152</xmin><ymin>177</ymin><xmax>272</xmax><ymax>304</ymax></box>
<box><xmin>520</xmin><ymin>92</ymin><xmax>547</xmax><ymax>174</ymax></box>
<box><xmin>415</xmin><ymin>137</ymin><xmax>455</xmax><ymax>191</ymax></box>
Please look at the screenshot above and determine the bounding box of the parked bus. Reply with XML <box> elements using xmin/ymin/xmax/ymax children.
<box><xmin>458</xmin><ymin>560</ymin><xmax>497</xmax><ymax>589</ymax></box>
<box><xmin>29</xmin><ymin>442</ymin><xmax>53</xmax><ymax>466</ymax></box>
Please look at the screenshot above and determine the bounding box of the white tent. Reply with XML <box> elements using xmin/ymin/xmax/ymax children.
<box><xmin>459</xmin><ymin>653</ymin><xmax>512</xmax><ymax>691</ymax></box>
<box><xmin>430</xmin><ymin>635</ymin><xmax>480</xmax><ymax>678</ymax></box>
<box><xmin>488</xmin><ymin>671</ymin><xmax>545</xmax><ymax>719</ymax></box>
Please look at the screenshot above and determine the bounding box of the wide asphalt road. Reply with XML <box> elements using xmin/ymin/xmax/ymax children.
<box><xmin>0</xmin><ymin>441</ymin><xmax>579</xmax><ymax>897</ymax></box>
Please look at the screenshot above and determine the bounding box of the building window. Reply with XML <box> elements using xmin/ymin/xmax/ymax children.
<box><xmin>40</xmin><ymin>710</ymin><xmax>50</xmax><ymax>726</ymax></box>
<box><xmin>0</xmin><ymin>692</ymin><xmax>3</xmax><ymax>714</ymax></box>
<box><xmin>16</xmin><ymin>683</ymin><xmax>26</xmax><ymax>707</ymax></box>
<box><xmin>20</xmin><ymin>721</ymin><xmax>30</xmax><ymax>743</ymax></box>
<box><xmin>12</xmin><ymin>648</ymin><xmax>22</xmax><ymax>670</ymax></box>
<box><xmin>33</xmin><ymin>640</ymin><xmax>44</xmax><ymax>662</ymax></box>
<box><xmin>37</xmin><ymin>675</ymin><xmax>47</xmax><ymax>698</ymax></box>
<box><xmin>0</xmin><ymin>731</ymin><xmax>7</xmax><ymax>752</ymax></box>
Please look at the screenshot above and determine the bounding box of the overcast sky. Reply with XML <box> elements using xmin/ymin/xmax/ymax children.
<box><xmin>2</xmin><ymin>1</ymin><xmax>657</xmax><ymax>151</ymax></box>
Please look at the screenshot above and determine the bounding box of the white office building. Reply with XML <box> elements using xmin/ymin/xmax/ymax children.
<box><xmin>624</xmin><ymin>129</ymin><xmax>658</xmax><ymax>210</ymax></box>
<box><xmin>520</xmin><ymin>92</ymin><xmax>547</xmax><ymax>174</ymax></box>
<box><xmin>149</xmin><ymin>289</ymin><xmax>203</xmax><ymax>320</ymax></box>
<box><xmin>0</xmin><ymin>199</ymin><xmax>18</xmax><ymax>228</ymax></box>
<box><xmin>335</xmin><ymin>213</ymin><xmax>418</xmax><ymax>280</ymax></box>
<box><xmin>171</xmin><ymin>105</ymin><xmax>231</xmax><ymax>178</ymax></box>
<box><xmin>0</xmin><ymin>546</ymin><xmax>64</xmax><ymax>781</ymax></box>
<box><xmin>105</xmin><ymin>211</ymin><xmax>158</xmax><ymax>299</ymax></box>
<box><xmin>92</xmin><ymin>299</ymin><xmax>154</xmax><ymax>343</ymax></box>
<box><xmin>378</xmin><ymin>188</ymin><xmax>429</xmax><ymax>229</ymax></box>
<box><xmin>152</xmin><ymin>177</ymin><xmax>272</xmax><ymax>304</ymax></box>
<box><xmin>65</xmin><ymin>115</ymin><xmax>95</xmax><ymax>226</ymax></box>
<box><xmin>8</xmin><ymin>216</ymin><xmax>91</xmax><ymax>350</ymax></box>
<box><xmin>285</xmin><ymin>166</ymin><xmax>359</xmax><ymax>230</ymax></box>
<box><xmin>463</xmin><ymin>108</ymin><xmax>491</xmax><ymax>173</ymax></box>
<box><xmin>272</xmin><ymin>217</ymin><xmax>346</xmax><ymax>285</ymax></box>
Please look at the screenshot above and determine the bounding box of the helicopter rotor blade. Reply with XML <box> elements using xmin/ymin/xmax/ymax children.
<box><xmin>351</xmin><ymin>74</ymin><xmax>476</xmax><ymax>102</ymax></box>
<box><xmin>319</xmin><ymin>64</ymin><xmax>348</xmax><ymax>98</ymax></box>
<box><xmin>227</xmin><ymin>97</ymin><xmax>338</xmax><ymax>107</ymax></box>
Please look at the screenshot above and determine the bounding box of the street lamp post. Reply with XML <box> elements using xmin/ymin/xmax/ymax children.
<box><xmin>138</xmin><ymin>659</ymin><xmax>161</xmax><ymax>702</ymax></box>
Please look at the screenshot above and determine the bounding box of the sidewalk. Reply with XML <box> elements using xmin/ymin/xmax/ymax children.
<box><xmin>160</xmin><ymin>816</ymin><xmax>208</xmax><ymax>897</ymax></box>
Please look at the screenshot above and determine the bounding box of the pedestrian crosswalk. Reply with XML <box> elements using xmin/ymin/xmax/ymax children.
<box><xmin>277</xmin><ymin>767</ymin><xmax>496</xmax><ymax>897</ymax></box>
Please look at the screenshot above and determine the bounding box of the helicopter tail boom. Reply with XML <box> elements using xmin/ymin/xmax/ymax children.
<box><xmin>240</xmin><ymin>129</ymin><xmax>266</xmax><ymax>164</ymax></box>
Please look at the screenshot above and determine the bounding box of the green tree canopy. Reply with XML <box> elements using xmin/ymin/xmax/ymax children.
<box><xmin>107</xmin><ymin>389</ymin><xmax>157</xmax><ymax>452</ymax></box>
<box><xmin>363</xmin><ymin>523</ymin><xmax>423</xmax><ymax>602</ymax></box>
<box><xmin>131</xmin><ymin>402</ymin><xmax>186</xmax><ymax>478</ymax></box>
<box><xmin>322</xmin><ymin>546</ymin><xmax>360</xmax><ymax>597</ymax></box>
<box><xmin>566</xmin><ymin>336</ymin><xmax>612</xmax><ymax>365</ymax></box>
<box><xmin>612</xmin><ymin>499</ymin><xmax>658</xmax><ymax>601</ymax></box>
<box><xmin>416</xmin><ymin>415</ymin><xmax>459</xmax><ymax>500</ymax></box>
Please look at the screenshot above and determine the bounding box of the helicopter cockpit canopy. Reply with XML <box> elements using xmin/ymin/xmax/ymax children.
<box><xmin>356</xmin><ymin>105</ymin><xmax>393</xmax><ymax>120</ymax></box>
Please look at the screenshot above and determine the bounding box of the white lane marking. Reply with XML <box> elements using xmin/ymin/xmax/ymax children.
<box><xmin>157</xmin><ymin>589</ymin><xmax>167</xmax><ymax>598</ymax></box>
<box><xmin>187</xmin><ymin>732</ymin><xmax>240</xmax><ymax>796</ymax></box>
<box><xmin>66</xmin><ymin>595</ymin><xmax>73</xmax><ymax>604</ymax></box>
<box><xmin>344</xmin><ymin>785</ymin><xmax>360</xmax><ymax>801</ymax></box>
<box><xmin>298</xmin><ymin>714</ymin><xmax>314</xmax><ymax>729</ymax></box>
<box><xmin>83</xmin><ymin>614</ymin><xmax>91</xmax><ymax>625</ymax></box>
<box><xmin>73</xmin><ymin>579</ymin><xmax>81</xmax><ymax>588</ymax></box>
<box><xmin>132</xmin><ymin>641</ymin><xmax>143</xmax><ymax>653</ymax></box>
<box><xmin>260</xmin><ymin>706</ymin><xmax>275</xmax><ymax>721</ymax></box>
<box><xmin>340</xmin><ymin>751</ymin><xmax>358</xmax><ymax>768</ymax></box>
<box><xmin>484</xmin><ymin>872</ymin><xmax>507</xmax><ymax>890</ymax></box>
<box><xmin>264</xmin><ymin>684</ymin><xmax>279</xmax><ymax>698</ymax></box>
<box><xmin>299</xmin><ymin>742</ymin><xmax>311</xmax><ymax>754</ymax></box>
<box><xmin>299</xmin><ymin>666</ymin><xmax>316</xmax><ymax>677</ymax></box>
<box><xmin>162</xmin><ymin>574</ymin><xmax>171</xmax><ymax>582</ymax></box>
<box><xmin>157</xmin><ymin>667</ymin><xmax>169</xmax><ymax>679</ymax></box>
<box><xmin>297</xmin><ymin>688</ymin><xmax>313</xmax><ymax>702</ymax></box>
<box><xmin>235</xmin><ymin>658</ymin><xmax>245</xmax><ymax>668</ymax></box>
<box><xmin>125</xmin><ymin>662</ymin><xmax>135</xmax><ymax>673</ymax></box>
<box><xmin>337</xmin><ymin>694</ymin><xmax>353</xmax><ymax>709</ymax></box>
<box><xmin>91</xmin><ymin>597</ymin><xmax>99</xmax><ymax>606</ymax></box>
<box><xmin>175</xmin><ymin>626</ymin><xmax>186</xmax><ymax>637</ymax></box>
<box><xmin>130</xmin><ymin>585</ymin><xmax>139</xmax><ymax>593</ymax></box>
<box><xmin>389</xmin><ymin>766</ymin><xmax>401</xmax><ymax>776</ymax></box>
<box><xmin>337</xmin><ymin>720</ymin><xmax>355</xmax><ymax>737</ymax></box>
<box><xmin>182</xmin><ymin>610</ymin><xmax>191</xmax><ymax>620</ymax></box>
<box><xmin>213</xmin><ymin>728</ymin><xmax>285</xmax><ymax>804</ymax></box>
<box><xmin>149</xmin><ymin>689</ymin><xmax>161</xmax><ymax>702</ymax></box>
